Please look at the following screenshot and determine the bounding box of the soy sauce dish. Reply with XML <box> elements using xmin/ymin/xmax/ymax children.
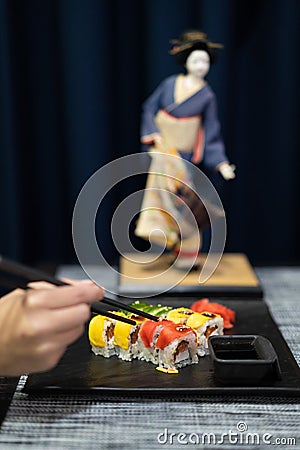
<box><xmin>208</xmin><ymin>335</ymin><xmax>281</xmax><ymax>385</ymax></box>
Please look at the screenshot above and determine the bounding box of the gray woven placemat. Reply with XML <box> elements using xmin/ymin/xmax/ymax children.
<box><xmin>0</xmin><ymin>267</ymin><xmax>299</xmax><ymax>449</ymax></box>
<box><xmin>256</xmin><ymin>267</ymin><xmax>300</xmax><ymax>365</ymax></box>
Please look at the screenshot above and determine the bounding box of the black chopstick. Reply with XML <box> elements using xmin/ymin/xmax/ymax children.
<box><xmin>90</xmin><ymin>306</ymin><xmax>136</xmax><ymax>326</ymax></box>
<box><xmin>101</xmin><ymin>295</ymin><xmax>159</xmax><ymax>321</ymax></box>
<box><xmin>0</xmin><ymin>255</ymin><xmax>158</xmax><ymax>324</ymax></box>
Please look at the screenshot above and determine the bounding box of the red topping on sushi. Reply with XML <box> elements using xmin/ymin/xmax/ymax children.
<box><xmin>139</xmin><ymin>320</ymin><xmax>159</xmax><ymax>348</ymax></box>
<box><xmin>190</xmin><ymin>298</ymin><xmax>235</xmax><ymax>329</ymax></box>
<box><xmin>139</xmin><ymin>320</ymin><xmax>172</xmax><ymax>348</ymax></box>
<box><xmin>155</xmin><ymin>322</ymin><xmax>196</xmax><ymax>350</ymax></box>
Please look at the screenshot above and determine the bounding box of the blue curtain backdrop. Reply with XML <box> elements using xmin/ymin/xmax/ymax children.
<box><xmin>0</xmin><ymin>0</ymin><xmax>300</xmax><ymax>266</ymax></box>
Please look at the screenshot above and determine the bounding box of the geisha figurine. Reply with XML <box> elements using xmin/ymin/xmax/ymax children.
<box><xmin>135</xmin><ymin>30</ymin><xmax>235</xmax><ymax>269</ymax></box>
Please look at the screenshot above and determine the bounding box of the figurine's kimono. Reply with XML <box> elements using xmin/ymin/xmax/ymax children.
<box><xmin>135</xmin><ymin>30</ymin><xmax>234</xmax><ymax>268</ymax></box>
<box><xmin>140</xmin><ymin>74</ymin><xmax>228</xmax><ymax>168</ymax></box>
<box><xmin>135</xmin><ymin>74</ymin><xmax>227</xmax><ymax>261</ymax></box>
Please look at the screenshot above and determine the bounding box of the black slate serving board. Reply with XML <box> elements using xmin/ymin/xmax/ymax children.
<box><xmin>24</xmin><ymin>299</ymin><xmax>300</xmax><ymax>396</ymax></box>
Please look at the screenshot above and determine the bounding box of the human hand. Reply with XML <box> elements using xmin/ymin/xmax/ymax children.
<box><xmin>0</xmin><ymin>281</ymin><xmax>104</xmax><ymax>376</ymax></box>
<box><xmin>27</xmin><ymin>277</ymin><xmax>88</xmax><ymax>290</ymax></box>
<box><xmin>217</xmin><ymin>163</ymin><xmax>236</xmax><ymax>180</ymax></box>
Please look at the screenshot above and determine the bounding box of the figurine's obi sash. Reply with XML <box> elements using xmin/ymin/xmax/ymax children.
<box><xmin>155</xmin><ymin>109</ymin><xmax>202</xmax><ymax>154</ymax></box>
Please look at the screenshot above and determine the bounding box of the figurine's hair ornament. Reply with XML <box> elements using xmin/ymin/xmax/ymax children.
<box><xmin>169</xmin><ymin>30</ymin><xmax>223</xmax><ymax>66</ymax></box>
<box><xmin>169</xmin><ymin>30</ymin><xmax>223</xmax><ymax>55</ymax></box>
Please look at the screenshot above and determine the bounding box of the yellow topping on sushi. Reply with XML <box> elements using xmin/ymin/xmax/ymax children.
<box><xmin>166</xmin><ymin>307</ymin><xmax>194</xmax><ymax>323</ymax></box>
<box><xmin>113</xmin><ymin>313</ymin><xmax>133</xmax><ymax>350</ymax></box>
<box><xmin>88</xmin><ymin>315</ymin><xmax>106</xmax><ymax>347</ymax></box>
<box><xmin>186</xmin><ymin>311</ymin><xmax>221</xmax><ymax>329</ymax></box>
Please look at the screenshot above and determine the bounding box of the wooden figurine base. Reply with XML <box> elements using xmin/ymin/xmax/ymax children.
<box><xmin>119</xmin><ymin>253</ymin><xmax>263</xmax><ymax>298</ymax></box>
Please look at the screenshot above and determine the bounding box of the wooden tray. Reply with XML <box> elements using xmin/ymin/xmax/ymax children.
<box><xmin>119</xmin><ymin>253</ymin><xmax>263</xmax><ymax>298</ymax></box>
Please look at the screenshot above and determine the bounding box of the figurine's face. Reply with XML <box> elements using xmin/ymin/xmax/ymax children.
<box><xmin>185</xmin><ymin>50</ymin><xmax>210</xmax><ymax>79</ymax></box>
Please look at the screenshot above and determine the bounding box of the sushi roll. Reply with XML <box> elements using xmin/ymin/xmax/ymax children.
<box><xmin>166</xmin><ymin>308</ymin><xmax>224</xmax><ymax>356</ymax></box>
<box><xmin>113</xmin><ymin>312</ymin><xmax>145</xmax><ymax>361</ymax></box>
<box><xmin>138</xmin><ymin>319</ymin><xmax>168</xmax><ymax>363</ymax></box>
<box><xmin>155</xmin><ymin>322</ymin><xmax>198</xmax><ymax>370</ymax></box>
<box><xmin>139</xmin><ymin>319</ymin><xmax>198</xmax><ymax>369</ymax></box>
<box><xmin>88</xmin><ymin>300</ymin><xmax>225</xmax><ymax>373</ymax></box>
<box><xmin>186</xmin><ymin>311</ymin><xmax>224</xmax><ymax>356</ymax></box>
<box><xmin>191</xmin><ymin>298</ymin><xmax>236</xmax><ymax>329</ymax></box>
<box><xmin>89</xmin><ymin>314</ymin><xmax>116</xmax><ymax>358</ymax></box>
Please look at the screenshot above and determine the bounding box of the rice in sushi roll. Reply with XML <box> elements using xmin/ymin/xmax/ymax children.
<box><xmin>89</xmin><ymin>314</ymin><xmax>116</xmax><ymax>358</ymax></box>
